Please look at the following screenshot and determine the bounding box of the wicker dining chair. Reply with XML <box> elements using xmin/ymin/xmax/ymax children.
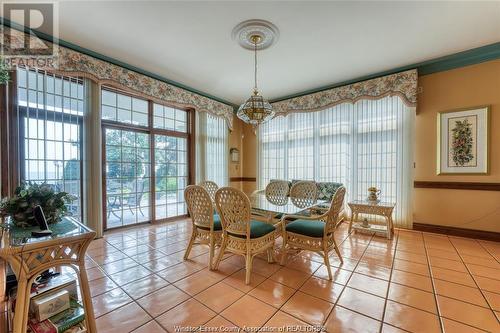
<box><xmin>199</xmin><ymin>180</ymin><xmax>219</xmax><ymax>202</ymax></box>
<box><xmin>290</xmin><ymin>180</ymin><xmax>318</xmax><ymax>208</ymax></box>
<box><xmin>213</xmin><ymin>187</ymin><xmax>280</xmax><ymax>284</ymax></box>
<box><xmin>280</xmin><ymin>186</ymin><xmax>346</xmax><ymax>280</ymax></box>
<box><xmin>265</xmin><ymin>180</ymin><xmax>290</xmax><ymax>205</ymax></box>
<box><xmin>184</xmin><ymin>185</ymin><xmax>223</xmax><ymax>270</ymax></box>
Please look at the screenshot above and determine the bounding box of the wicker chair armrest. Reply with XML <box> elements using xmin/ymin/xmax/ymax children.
<box><xmin>251</xmin><ymin>189</ymin><xmax>265</xmax><ymax>196</ymax></box>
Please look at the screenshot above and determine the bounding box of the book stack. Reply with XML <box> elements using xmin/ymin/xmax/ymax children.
<box><xmin>8</xmin><ymin>273</ymin><xmax>87</xmax><ymax>333</ymax></box>
<box><xmin>28</xmin><ymin>300</ymin><xmax>85</xmax><ymax>333</ymax></box>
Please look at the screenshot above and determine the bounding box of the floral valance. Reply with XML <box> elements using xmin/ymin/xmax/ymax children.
<box><xmin>2</xmin><ymin>27</ymin><xmax>234</xmax><ymax>130</ymax></box>
<box><xmin>271</xmin><ymin>69</ymin><xmax>418</xmax><ymax>115</ymax></box>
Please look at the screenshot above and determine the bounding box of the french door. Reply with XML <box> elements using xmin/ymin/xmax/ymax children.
<box><xmin>103</xmin><ymin>127</ymin><xmax>152</xmax><ymax>229</ymax></box>
<box><xmin>101</xmin><ymin>88</ymin><xmax>192</xmax><ymax>230</ymax></box>
<box><xmin>154</xmin><ymin>134</ymin><xmax>188</xmax><ymax>219</ymax></box>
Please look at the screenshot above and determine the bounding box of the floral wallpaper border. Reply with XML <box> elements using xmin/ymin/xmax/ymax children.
<box><xmin>271</xmin><ymin>69</ymin><xmax>418</xmax><ymax>115</ymax></box>
<box><xmin>2</xmin><ymin>27</ymin><xmax>234</xmax><ymax>130</ymax></box>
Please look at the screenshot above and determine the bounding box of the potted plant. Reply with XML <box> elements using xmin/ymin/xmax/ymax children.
<box><xmin>0</xmin><ymin>182</ymin><xmax>76</xmax><ymax>228</ymax></box>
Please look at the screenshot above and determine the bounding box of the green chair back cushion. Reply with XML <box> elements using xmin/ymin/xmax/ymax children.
<box><xmin>197</xmin><ymin>213</ymin><xmax>222</xmax><ymax>231</ymax></box>
<box><xmin>285</xmin><ymin>219</ymin><xmax>325</xmax><ymax>237</ymax></box>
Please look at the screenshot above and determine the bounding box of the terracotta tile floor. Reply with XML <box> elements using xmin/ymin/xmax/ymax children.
<box><xmin>82</xmin><ymin>219</ymin><xmax>500</xmax><ymax>333</ymax></box>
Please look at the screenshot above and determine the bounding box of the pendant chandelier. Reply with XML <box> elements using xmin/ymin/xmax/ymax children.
<box><xmin>233</xmin><ymin>19</ymin><xmax>279</xmax><ymax>127</ymax></box>
<box><xmin>237</xmin><ymin>35</ymin><xmax>274</xmax><ymax>126</ymax></box>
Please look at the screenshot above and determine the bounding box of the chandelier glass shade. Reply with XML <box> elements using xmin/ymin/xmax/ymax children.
<box><xmin>237</xmin><ymin>35</ymin><xmax>274</xmax><ymax>126</ymax></box>
<box><xmin>237</xmin><ymin>90</ymin><xmax>274</xmax><ymax>126</ymax></box>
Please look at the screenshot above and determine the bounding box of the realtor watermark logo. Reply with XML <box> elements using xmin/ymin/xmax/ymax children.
<box><xmin>1</xmin><ymin>1</ymin><xmax>59</xmax><ymax>69</ymax></box>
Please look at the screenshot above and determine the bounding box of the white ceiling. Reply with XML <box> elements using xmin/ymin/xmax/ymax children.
<box><xmin>18</xmin><ymin>1</ymin><xmax>500</xmax><ymax>104</ymax></box>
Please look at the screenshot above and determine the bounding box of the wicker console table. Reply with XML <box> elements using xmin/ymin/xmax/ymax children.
<box><xmin>348</xmin><ymin>200</ymin><xmax>396</xmax><ymax>239</ymax></box>
<box><xmin>0</xmin><ymin>217</ymin><xmax>96</xmax><ymax>333</ymax></box>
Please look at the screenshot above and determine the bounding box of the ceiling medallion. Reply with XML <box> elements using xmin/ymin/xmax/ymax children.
<box><xmin>233</xmin><ymin>20</ymin><xmax>278</xmax><ymax>127</ymax></box>
<box><xmin>232</xmin><ymin>19</ymin><xmax>279</xmax><ymax>50</ymax></box>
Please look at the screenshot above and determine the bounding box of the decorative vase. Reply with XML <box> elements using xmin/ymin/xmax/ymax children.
<box><xmin>367</xmin><ymin>187</ymin><xmax>381</xmax><ymax>202</ymax></box>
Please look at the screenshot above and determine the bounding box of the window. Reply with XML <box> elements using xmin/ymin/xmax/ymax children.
<box><xmin>153</xmin><ymin>104</ymin><xmax>188</xmax><ymax>132</ymax></box>
<box><xmin>16</xmin><ymin>68</ymin><xmax>85</xmax><ymax>220</ymax></box>
<box><xmin>101</xmin><ymin>89</ymin><xmax>148</xmax><ymax>127</ymax></box>
<box><xmin>104</xmin><ymin>128</ymin><xmax>151</xmax><ymax>228</ymax></box>
<box><xmin>154</xmin><ymin>135</ymin><xmax>188</xmax><ymax>219</ymax></box>
<box><xmin>258</xmin><ymin>96</ymin><xmax>414</xmax><ymax>227</ymax></box>
<box><xmin>196</xmin><ymin>112</ymin><xmax>228</xmax><ymax>186</ymax></box>
<box><xmin>101</xmin><ymin>89</ymin><xmax>191</xmax><ymax>229</ymax></box>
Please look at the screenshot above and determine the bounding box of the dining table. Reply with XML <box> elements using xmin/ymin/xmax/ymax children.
<box><xmin>249</xmin><ymin>191</ymin><xmax>329</xmax><ymax>224</ymax></box>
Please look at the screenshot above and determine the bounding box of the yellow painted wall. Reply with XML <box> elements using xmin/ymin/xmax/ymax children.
<box><xmin>242</xmin><ymin>123</ymin><xmax>257</xmax><ymax>195</ymax></box>
<box><xmin>414</xmin><ymin>60</ymin><xmax>500</xmax><ymax>233</ymax></box>
<box><xmin>232</xmin><ymin>59</ymin><xmax>500</xmax><ymax>232</ymax></box>
<box><xmin>228</xmin><ymin>119</ymin><xmax>257</xmax><ymax>195</ymax></box>
<box><xmin>228</xmin><ymin>118</ymin><xmax>243</xmax><ymax>190</ymax></box>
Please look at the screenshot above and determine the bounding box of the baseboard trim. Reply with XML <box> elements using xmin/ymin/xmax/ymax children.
<box><xmin>413</xmin><ymin>222</ymin><xmax>500</xmax><ymax>242</ymax></box>
<box><xmin>229</xmin><ymin>177</ymin><xmax>257</xmax><ymax>182</ymax></box>
<box><xmin>414</xmin><ymin>181</ymin><xmax>500</xmax><ymax>191</ymax></box>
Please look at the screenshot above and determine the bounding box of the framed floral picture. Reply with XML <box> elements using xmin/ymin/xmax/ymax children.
<box><xmin>437</xmin><ymin>106</ymin><xmax>490</xmax><ymax>175</ymax></box>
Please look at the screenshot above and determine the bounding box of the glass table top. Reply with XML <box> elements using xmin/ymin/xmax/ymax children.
<box><xmin>348</xmin><ymin>200</ymin><xmax>396</xmax><ymax>208</ymax></box>
<box><xmin>250</xmin><ymin>192</ymin><xmax>328</xmax><ymax>216</ymax></box>
<box><xmin>3</xmin><ymin>216</ymin><xmax>92</xmax><ymax>247</ymax></box>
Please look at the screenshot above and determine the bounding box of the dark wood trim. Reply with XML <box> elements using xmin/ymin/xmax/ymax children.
<box><xmin>148</xmin><ymin>101</ymin><xmax>156</xmax><ymax>224</ymax></box>
<box><xmin>414</xmin><ymin>181</ymin><xmax>500</xmax><ymax>191</ymax></box>
<box><xmin>154</xmin><ymin>214</ymin><xmax>189</xmax><ymax>224</ymax></box>
<box><xmin>8</xmin><ymin>71</ymin><xmax>18</xmax><ymax>196</ymax></box>
<box><xmin>101</xmin><ymin>126</ymin><xmax>108</xmax><ymax>230</ymax></box>
<box><xmin>103</xmin><ymin>214</ymin><xmax>189</xmax><ymax>235</ymax></box>
<box><xmin>0</xmin><ymin>78</ymin><xmax>8</xmax><ymax>197</ymax></box>
<box><xmin>100</xmin><ymin>119</ymin><xmax>150</xmax><ymax>133</ymax></box>
<box><xmin>413</xmin><ymin>222</ymin><xmax>500</xmax><ymax>242</ymax></box>
<box><xmin>229</xmin><ymin>177</ymin><xmax>257</xmax><ymax>182</ymax></box>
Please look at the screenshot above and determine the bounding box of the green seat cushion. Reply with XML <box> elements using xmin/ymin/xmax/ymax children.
<box><xmin>198</xmin><ymin>213</ymin><xmax>222</xmax><ymax>231</ymax></box>
<box><xmin>285</xmin><ymin>219</ymin><xmax>325</xmax><ymax>238</ymax></box>
<box><xmin>212</xmin><ymin>214</ymin><xmax>222</xmax><ymax>230</ymax></box>
<box><xmin>229</xmin><ymin>220</ymin><xmax>276</xmax><ymax>239</ymax></box>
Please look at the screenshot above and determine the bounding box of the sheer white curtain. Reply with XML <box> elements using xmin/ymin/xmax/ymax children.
<box><xmin>196</xmin><ymin>112</ymin><xmax>228</xmax><ymax>187</ymax></box>
<box><xmin>258</xmin><ymin>96</ymin><xmax>415</xmax><ymax>228</ymax></box>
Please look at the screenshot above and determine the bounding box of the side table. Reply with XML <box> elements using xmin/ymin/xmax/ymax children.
<box><xmin>0</xmin><ymin>217</ymin><xmax>97</xmax><ymax>333</ymax></box>
<box><xmin>348</xmin><ymin>200</ymin><xmax>396</xmax><ymax>239</ymax></box>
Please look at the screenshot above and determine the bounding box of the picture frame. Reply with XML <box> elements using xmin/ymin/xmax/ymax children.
<box><xmin>437</xmin><ymin>105</ymin><xmax>490</xmax><ymax>175</ymax></box>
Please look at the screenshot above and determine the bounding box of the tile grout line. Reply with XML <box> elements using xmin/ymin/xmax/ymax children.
<box><xmin>266</xmin><ymin>231</ymin><xmax>354</xmax><ymax>328</ymax></box>
<box><xmin>233</xmin><ymin>226</ymin><xmax>357</xmax><ymax>330</ymax></box>
<box><xmin>319</xmin><ymin>230</ymin><xmax>377</xmax><ymax>329</ymax></box>
<box><xmin>476</xmin><ymin>239</ymin><xmax>500</xmax><ymax>265</ymax></box>
<box><xmin>120</xmin><ymin>223</ymin><xmax>341</xmax><ymax>330</ymax></box>
<box><xmin>90</xmin><ymin>223</ymin><xmax>208</xmax><ymax>330</ymax></box>
<box><xmin>378</xmin><ymin>229</ymin><xmax>401</xmax><ymax>333</ymax></box>
<box><xmin>232</xmin><ymin>235</ymin><xmax>346</xmax><ymax>330</ymax></box>
<box><xmin>421</xmin><ymin>233</ymin><xmax>446</xmax><ymax>333</ymax></box>
<box><xmin>90</xmin><ymin>221</ymin><xmax>500</xmax><ymax>333</ymax></box>
<box><xmin>116</xmin><ymin>223</ymin><xmax>204</xmax><ymax>333</ymax></box>
<box><xmin>446</xmin><ymin>237</ymin><xmax>500</xmax><ymax>326</ymax></box>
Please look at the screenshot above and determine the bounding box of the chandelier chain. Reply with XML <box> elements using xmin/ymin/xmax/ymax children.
<box><xmin>254</xmin><ymin>37</ymin><xmax>258</xmax><ymax>92</ymax></box>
